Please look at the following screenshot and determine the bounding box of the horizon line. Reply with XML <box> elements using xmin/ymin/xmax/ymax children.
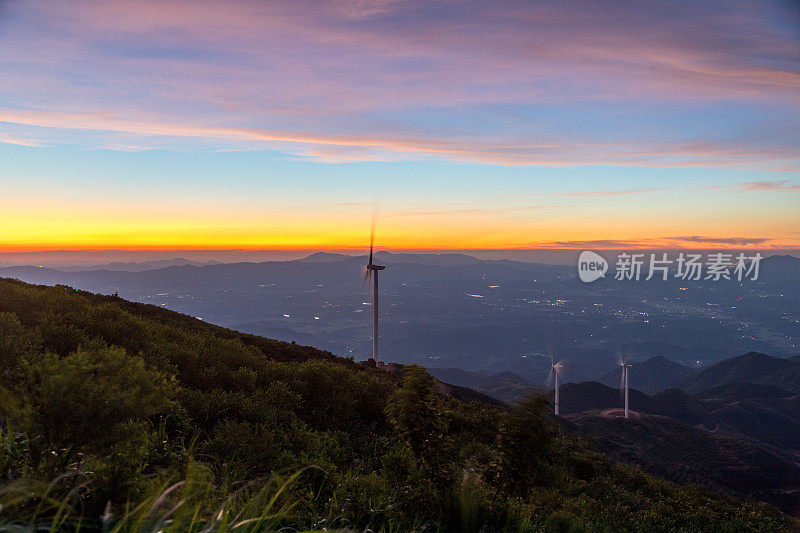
<box><xmin>1</xmin><ymin>246</ymin><xmax>799</xmax><ymax>254</ymax></box>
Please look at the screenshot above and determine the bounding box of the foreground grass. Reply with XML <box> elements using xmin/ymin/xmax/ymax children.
<box><xmin>1</xmin><ymin>469</ymin><xmax>324</xmax><ymax>533</ymax></box>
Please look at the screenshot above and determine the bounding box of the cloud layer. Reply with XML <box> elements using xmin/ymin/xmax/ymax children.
<box><xmin>0</xmin><ymin>0</ymin><xmax>798</xmax><ymax>167</ymax></box>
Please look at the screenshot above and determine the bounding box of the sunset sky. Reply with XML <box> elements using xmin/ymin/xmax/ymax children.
<box><xmin>0</xmin><ymin>0</ymin><xmax>798</xmax><ymax>253</ymax></box>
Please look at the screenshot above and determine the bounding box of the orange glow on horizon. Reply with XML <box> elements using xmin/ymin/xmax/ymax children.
<box><xmin>1</xmin><ymin>238</ymin><xmax>798</xmax><ymax>254</ymax></box>
<box><xmin>3</xmin><ymin>197</ymin><xmax>798</xmax><ymax>253</ymax></box>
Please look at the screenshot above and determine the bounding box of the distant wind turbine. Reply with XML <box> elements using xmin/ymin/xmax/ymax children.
<box><xmin>363</xmin><ymin>213</ymin><xmax>385</xmax><ymax>363</ymax></box>
<box><xmin>546</xmin><ymin>351</ymin><xmax>564</xmax><ymax>416</ymax></box>
<box><xmin>617</xmin><ymin>348</ymin><xmax>632</xmax><ymax>419</ymax></box>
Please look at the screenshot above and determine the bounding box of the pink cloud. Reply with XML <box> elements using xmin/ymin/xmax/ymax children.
<box><xmin>0</xmin><ymin>0</ymin><xmax>797</xmax><ymax>168</ymax></box>
<box><xmin>0</xmin><ymin>132</ymin><xmax>42</xmax><ymax>147</ymax></box>
<box><xmin>738</xmin><ymin>180</ymin><xmax>800</xmax><ymax>192</ymax></box>
<box><xmin>5</xmin><ymin>0</ymin><xmax>799</xmax><ymax>110</ymax></box>
<box><xmin>2</xmin><ymin>107</ymin><xmax>798</xmax><ymax>169</ymax></box>
<box><xmin>535</xmin><ymin>236</ymin><xmax>773</xmax><ymax>248</ymax></box>
<box><xmin>0</xmin><ymin>108</ymin><xmax>793</xmax><ymax>168</ymax></box>
<box><xmin>508</xmin><ymin>188</ymin><xmax>670</xmax><ymax>198</ymax></box>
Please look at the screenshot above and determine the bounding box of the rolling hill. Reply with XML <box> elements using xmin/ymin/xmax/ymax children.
<box><xmin>0</xmin><ymin>277</ymin><xmax>795</xmax><ymax>530</ymax></box>
<box><xmin>681</xmin><ymin>351</ymin><xmax>800</xmax><ymax>394</ymax></box>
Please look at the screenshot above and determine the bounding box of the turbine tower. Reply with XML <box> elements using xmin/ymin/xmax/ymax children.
<box><xmin>546</xmin><ymin>356</ymin><xmax>564</xmax><ymax>416</ymax></box>
<box><xmin>364</xmin><ymin>217</ymin><xmax>385</xmax><ymax>363</ymax></box>
<box><xmin>619</xmin><ymin>359</ymin><xmax>632</xmax><ymax>418</ymax></box>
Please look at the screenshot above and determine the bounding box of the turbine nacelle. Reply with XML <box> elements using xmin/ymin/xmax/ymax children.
<box><xmin>545</xmin><ymin>359</ymin><xmax>565</xmax><ymax>385</ymax></box>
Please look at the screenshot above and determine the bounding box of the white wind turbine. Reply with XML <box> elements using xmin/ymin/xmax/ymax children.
<box><xmin>363</xmin><ymin>214</ymin><xmax>385</xmax><ymax>363</ymax></box>
<box><xmin>546</xmin><ymin>351</ymin><xmax>564</xmax><ymax>416</ymax></box>
<box><xmin>618</xmin><ymin>347</ymin><xmax>632</xmax><ymax>418</ymax></box>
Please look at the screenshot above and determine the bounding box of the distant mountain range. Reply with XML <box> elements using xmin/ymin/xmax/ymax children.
<box><xmin>435</xmin><ymin>350</ymin><xmax>800</xmax><ymax>400</ymax></box>
<box><xmin>37</xmin><ymin>258</ymin><xmax>220</xmax><ymax>272</ymax></box>
<box><xmin>552</xmin><ymin>352</ymin><xmax>800</xmax><ymax>454</ymax></box>
<box><xmin>302</xmin><ymin>251</ymin><xmax>487</xmax><ymax>266</ymax></box>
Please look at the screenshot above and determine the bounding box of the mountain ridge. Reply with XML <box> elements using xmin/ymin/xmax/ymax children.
<box><xmin>681</xmin><ymin>351</ymin><xmax>800</xmax><ymax>394</ymax></box>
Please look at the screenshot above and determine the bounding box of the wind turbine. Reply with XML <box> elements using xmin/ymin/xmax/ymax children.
<box><xmin>363</xmin><ymin>215</ymin><xmax>385</xmax><ymax>363</ymax></box>
<box><xmin>546</xmin><ymin>352</ymin><xmax>564</xmax><ymax>416</ymax></box>
<box><xmin>618</xmin><ymin>347</ymin><xmax>632</xmax><ymax>418</ymax></box>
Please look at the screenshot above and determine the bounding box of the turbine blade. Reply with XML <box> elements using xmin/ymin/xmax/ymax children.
<box><xmin>545</xmin><ymin>367</ymin><xmax>553</xmax><ymax>388</ymax></box>
<box><xmin>620</xmin><ymin>367</ymin><xmax>625</xmax><ymax>393</ymax></box>
<box><xmin>369</xmin><ymin>205</ymin><xmax>377</xmax><ymax>266</ymax></box>
<box><xmin>362</xmin><ymin>267</ymin><xmax>371</xmax><ymax>289</ymax></box>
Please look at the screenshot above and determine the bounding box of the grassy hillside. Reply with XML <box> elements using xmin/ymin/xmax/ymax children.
<box><xmin>0</xmin><ymin>278</ymin><xmax>795</xmax><ymax>531</ymax></box>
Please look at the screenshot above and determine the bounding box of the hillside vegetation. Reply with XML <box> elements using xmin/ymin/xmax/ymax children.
<box><xmin>0</xmin><ymin>278</ymin><xmax>795</xmax><ymax>531</ymax></box>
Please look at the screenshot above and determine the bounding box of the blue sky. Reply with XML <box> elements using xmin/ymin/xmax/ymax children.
<box><xmin>0</xmin><ymin>0</ymin><xmax>798</xmax><ymax>251</ymax></box>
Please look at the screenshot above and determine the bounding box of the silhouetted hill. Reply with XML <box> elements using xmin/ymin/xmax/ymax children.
<box><xmin>556</xmin><ymin>381</ymin><xmax>650</xmax><ymax>414</ymax></box>
<box><xmin>298</xmin><ymin>252</ymin><xmax>352</xmax><ymax>262</ymax></box>
<box><xmin>56</xmin><ymin>258</ymin><xmax>217</xmax><ymax>272</ymax></box>
<box><xmin>760</xmin><ymin>254</ymin><xmax>800</xmax><ymax>281</ymax></box>
<box><xmin>599</xmin><ymin>355</ymin><xmax>696</xmax><ymax>393</ymax></box>
<box><xmin>373</xmin><ymin>251</ymin><xmax>484</xmax><ymax>266</ymax></box>
<box><xmin>648</xmin><ymin>388</ymin><xmax>708</xmax><ymax>424</ymax></box>
<box><xmin>681</xmin><ymin>352</ymin><xmax>800</xmax><ymax>394</ymax></box>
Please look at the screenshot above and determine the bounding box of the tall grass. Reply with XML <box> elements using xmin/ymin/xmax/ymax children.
<box><xmin>0</xmin><ymin>467</ymin><xmax>332</xmax><ymax>533</ymax></box>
